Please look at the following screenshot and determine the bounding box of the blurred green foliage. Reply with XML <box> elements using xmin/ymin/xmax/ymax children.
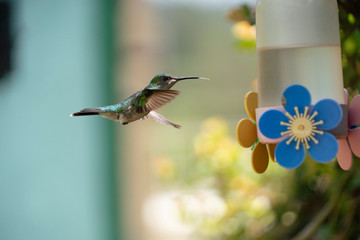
<box><xmin>153</xmin><ymin>118</ymin><xmax>290</xmax><ymax>239</ymax></box>
<box><xmin>227</xmin><ymin>5</ymin><xmax>256</xmax><ymax>50</ymax></box>
<box><xmin>152</xmin><ymin>2</ymin><xmax>360</xmax><ymax>240</ymax></box>
<box><xmin>339</xmin><ymin>0</ymin><xmax>360</xmax><ymax>92</ymax></box>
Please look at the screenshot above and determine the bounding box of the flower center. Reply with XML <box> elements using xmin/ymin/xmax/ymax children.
<box><xmin>280</xmin><ymin>106</ymin><xmax>324</xmax><ymax>150</ymax></box>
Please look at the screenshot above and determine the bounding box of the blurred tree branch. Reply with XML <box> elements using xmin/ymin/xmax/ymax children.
<box><xmin>291</xmin><ymin>172</ymin><xmax>352</xmax><ymax>240</ymax></box>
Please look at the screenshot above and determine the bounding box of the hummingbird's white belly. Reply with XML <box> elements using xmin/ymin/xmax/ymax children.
<box><xmin>100</xmin><ymin>112</ymin><xmax>122</xmax><ymax>121</ymax></box>
<box><xmin>100</xmin><ymin>111</ymin><xmax>149</xmax><ymax>124</ymax></box>
<box><xmin>120</xmin><ymin>112</ymin><xmax>149</xmax><ymax>124</ymax></box>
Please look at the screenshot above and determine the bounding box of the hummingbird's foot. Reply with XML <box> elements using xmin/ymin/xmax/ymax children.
<box><xmin>122</xmin><ymin>122</ymin><xmax>128</xmax><ymax>125</ymax></box>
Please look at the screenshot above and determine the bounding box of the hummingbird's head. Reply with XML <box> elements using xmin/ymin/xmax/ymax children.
<box><xmin>148</xmin><ymin>73</ymin><xmax>209</xmax><ymax>90</ymax></box>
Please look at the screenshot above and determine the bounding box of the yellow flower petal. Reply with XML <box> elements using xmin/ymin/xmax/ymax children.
<box><xmin>244</xmin><ymin>91</ymin><xmax>258</xmax><ymax>121</ymax></box>
<box><xmin>251</xmin><ymin>142</ymin><xmax>269</xmax><ymax>174</ymax></box>
<box><xmin>267</xmin><ymin>144</ymin><xmax>277</xmax><ymax>162</ymax></box>
<box><xmin>236</xmin><ymin>118</ymin><xmax>258</xmax><ymax>148</ymax></box>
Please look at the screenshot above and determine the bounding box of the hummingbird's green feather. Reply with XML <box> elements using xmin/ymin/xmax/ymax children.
<box><xmin>136</xmin><ymin>93</ymin><xmax>147</xmax><ymax>107</ymax></box>
<box><xmin>134</xmin><ymin>89</ymin><xmax>180</xmax><ymax>113</ymax></box>
<box><xmin>146</xmin><ymin>73</ymin><xmax>168</xmax><ymax>90</ymax></box>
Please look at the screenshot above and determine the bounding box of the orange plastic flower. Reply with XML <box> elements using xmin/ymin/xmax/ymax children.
<box><xmin>236</xmin><ymin>92</ymin><xmax>276</xmax><ymax>173</ymax></box>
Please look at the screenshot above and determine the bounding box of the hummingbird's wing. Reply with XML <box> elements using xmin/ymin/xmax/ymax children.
<box><xmin>148</xmin><ymin>111</ymin><xmax>181</xmax><ymax>129</ymax></box>
<box><xmin>135</xmin><ymin>89</ymin><xmax>180</xmax><ymax>113</ymax></box>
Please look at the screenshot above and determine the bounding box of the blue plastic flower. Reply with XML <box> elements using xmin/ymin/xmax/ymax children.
<box><xmin>258</xmin><ymin>85</ymin><xmax>343</xmax><ymax>169</ymax></box>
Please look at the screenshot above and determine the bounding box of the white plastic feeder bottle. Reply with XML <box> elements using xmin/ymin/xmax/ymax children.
<box><xmin>255</xmin><ymin>0</ymin><xmax>347</xmax><ymax>143</ymax></box>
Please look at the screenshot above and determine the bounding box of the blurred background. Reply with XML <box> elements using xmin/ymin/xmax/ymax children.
<box><xmin>1</xmin><ymin>0</ymin><xmax>360</xmax><ymax>240</ymax></box>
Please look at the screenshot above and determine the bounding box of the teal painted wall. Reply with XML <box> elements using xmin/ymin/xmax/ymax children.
<box><xmin>0</xmin><ymin>0</ymin><xmax>117</xmax><ymax>239</ymax></box>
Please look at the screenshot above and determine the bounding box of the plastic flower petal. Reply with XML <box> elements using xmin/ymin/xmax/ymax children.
<box><xmin>267</xmin><ymin>144</ymin><xmax>276</xmax><ymax>161</ymax></box>
<box><xmin>236</xmin><ymin>118</ymin><xmax>257</xmax><ymax>148</ymax></box>
<box><xmin>252</xmin><ymin>142</ymin><xmax>268</xmax><ymax>173</ymax></box>
<box><xmin>348</xmin><ymin>95</ymin><xmax>360</xmax><ymax>127</ymax></box>
<box><xmin>336</xmin><ymin>92</ymin><xmax>360</xmax><ymax>170</ymax></box>
<box><xmin>308</xmin><ymin>132</ymin><xmax>338</xmax><ymax>163</ymax></box>
<box><xmin>310</xmin><ymin>99</ymin><xmax>343</xmax><ymax>130</ymax></box>
<box><xmin>283</xmin><ymin>84</ymin><xmax>311</xmax><ymax>116</ymax></box>
<box><xmin>337</xmin><ymin>138</ymin><xmax>352</xmax><ymax>170</ymax></box>
<box><xmin>258</xmin><ymin>110</ymin><xmax>288</xmax><ymax>139</ymax></box>
<box><xmin>244</xmin><ymin>91</ymin><xmax>257</xmax><ymax>121</ymax></box>
<box><xmin>236</xmin><ymin>91</ymin><xmax>276</xmax><ymax>174</ymax></box>
<box><xmin>236</xmin><ymin>92</ymin><xmax>259</xmax><ymax>149</ymax></box>
<box><xmin>348</xmin><ymin>128</ymin><xmax>360</xmax><ymax>157</ymax></box>
<box><xmin>275</xmin><ymin>138</ymin><xmax>305</xmax><ymax>169</ymax></box>
<box><xmin>259</xmin><ymin>84</ymin><xmax>342</xmax><ymax>169</ymax></box>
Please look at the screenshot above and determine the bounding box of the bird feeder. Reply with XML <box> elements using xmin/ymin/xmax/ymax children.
<box><xmin>256</xmin><ymin>0</ymin><xmax>347</xmax><ymax>141</ymax></box>
<box><xmin>236</xmin><ymin>0</ymin><xmax>360</xmax><ymax>173</ymax></box>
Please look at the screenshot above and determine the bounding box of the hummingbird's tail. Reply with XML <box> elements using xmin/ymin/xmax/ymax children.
<box><xmin>71</xmin><ymin>108</ymin><xmax>101</xmax><ymax>117</ymax></box>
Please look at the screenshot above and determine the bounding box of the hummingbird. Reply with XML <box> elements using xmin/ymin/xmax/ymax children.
<box><xmin>71</xmin><ymin>73</ymin><xmax>208</xmax><ymax>128</ymax></box>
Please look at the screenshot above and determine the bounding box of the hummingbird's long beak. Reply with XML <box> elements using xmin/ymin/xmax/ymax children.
<box><xmin>174</xmin><ymin>76</ymin><xmax>209</xmax><ymax>81</ymax></box>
